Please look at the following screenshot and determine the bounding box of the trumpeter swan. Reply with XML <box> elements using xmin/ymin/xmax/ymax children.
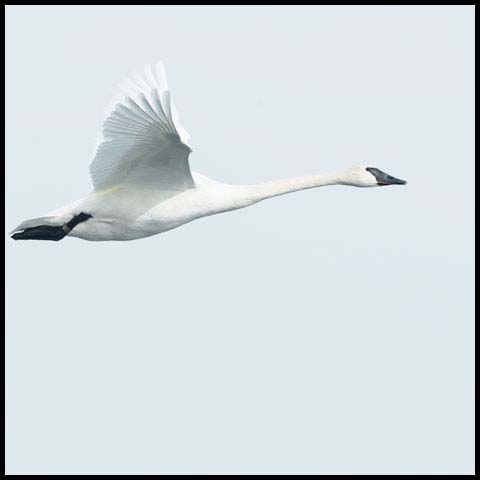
<box><xmin>10</xmin><ymin>61</ymin><xmax>406</xmax><ymax>242</ymax></box>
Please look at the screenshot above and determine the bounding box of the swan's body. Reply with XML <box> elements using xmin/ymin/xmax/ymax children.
<box><xmin>47</xmin><ymin>173</ymin><xmax>250</xmax><ymax>241</ymax></box>
<box><xmin>11</xmin><ymin>61</ymin><xmax>406</xmax><ymax>242</ymax></box>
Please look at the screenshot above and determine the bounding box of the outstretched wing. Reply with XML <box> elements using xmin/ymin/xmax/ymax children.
<box><xmin>89</xmin><ymin>61</ymin><xmax>194</xmax><ymax>192</ymax></box>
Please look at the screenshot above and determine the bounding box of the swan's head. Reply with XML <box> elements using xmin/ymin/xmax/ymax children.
<box><xmin>341</xmin><ymin>165</ymin><xmax>407</xmax><ymax>187</ymax></box>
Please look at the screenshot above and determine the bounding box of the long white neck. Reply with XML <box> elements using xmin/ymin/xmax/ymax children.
<box><xmin>240</xmin><ymin>171</ymin><xmax>346</xmax><ymax>205</ymax></box>
<box><xmin>195</xmin><ymin>169</ymin><xmax>363</xmax><ymax>218</ymax></box>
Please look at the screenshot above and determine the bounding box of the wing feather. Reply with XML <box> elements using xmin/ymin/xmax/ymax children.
<box><xmin>89</xmin><ymin>60</ymin><xmax>193</xmax><ymax>191</ymax></box>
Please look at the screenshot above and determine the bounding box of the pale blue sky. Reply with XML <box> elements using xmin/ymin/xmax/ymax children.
<box><xmin>6</xmin><ymin>5</ymin><xmax>474</xmax><ymax>475</ymax></box>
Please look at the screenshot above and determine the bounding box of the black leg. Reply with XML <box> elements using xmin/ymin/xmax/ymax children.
<box><xmin>11</xmin><ymin>212</ymin><xmax>92</xmax><ymax>241</ymax></box>
<box><xmin>65</xmin><ymin>212</ymin><xmax>92</xmax><ymax>231</ymax></box>
<box><xmin>11</xmin><ymin>225</ymin><xmax>67</xmax><ymax>241</ymax></box>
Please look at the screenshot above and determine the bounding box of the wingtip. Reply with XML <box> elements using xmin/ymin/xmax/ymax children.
<box><xmin>154</xmin><ymin>60</ymin><xmax>169</xmax><ymax>91</ymax></box>
<box><xmin>154</xmin><ymin>59</ymin><xmax>166</xmax><ymax>69</ymax></box>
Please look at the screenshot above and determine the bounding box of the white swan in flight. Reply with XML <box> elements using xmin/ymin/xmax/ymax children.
<box><xmin>11</xmin><ymin>60</ymin><xmax>406</xmax><ymax>242</ymax></box>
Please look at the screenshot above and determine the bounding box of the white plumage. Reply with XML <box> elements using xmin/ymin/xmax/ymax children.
<box><xmin>11</xmin><ymin>60</ymin><xmax>406</xmax><ymax>242</ymax></box>
<box><xmin>90</xmin><ymin>62</ymin><xmax>193</xmax><ymax>192</ymax></box>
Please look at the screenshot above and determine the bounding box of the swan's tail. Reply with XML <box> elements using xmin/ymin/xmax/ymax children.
<box><xmin>10</xmin><ymin>213</ymin><xmax>92</xmax><ymax>241</ymax></box>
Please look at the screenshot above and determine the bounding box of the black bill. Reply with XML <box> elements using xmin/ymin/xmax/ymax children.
<box><xmin>366</xmin><ymin>167</ymin><xmax>407</xmax><ymax>186</ymax></box>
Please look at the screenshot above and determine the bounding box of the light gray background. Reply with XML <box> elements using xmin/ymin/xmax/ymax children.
<box><xmin>6</xmin><ymin>5</ymin><xmax>474</xmax><ymax>475</ymax></box>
